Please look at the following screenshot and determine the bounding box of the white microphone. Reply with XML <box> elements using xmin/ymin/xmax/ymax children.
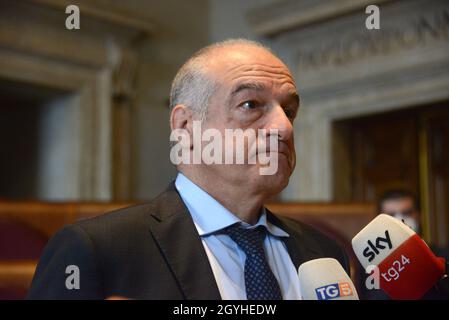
<box><xmin>298</xmin><ymin>258</ymin><xmax>359</xmax><ymax>300</ymax></box>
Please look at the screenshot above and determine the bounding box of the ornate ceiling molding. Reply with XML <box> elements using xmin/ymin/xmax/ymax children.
<box><xmin>246</xmin><ymin>0</ymin><xmax>389</xmax><ymax>37</ymax></box>
<box><xmin>28</xmin><ymin>0</ymin><xmax>155</xmax><ymax>35</ymax></box>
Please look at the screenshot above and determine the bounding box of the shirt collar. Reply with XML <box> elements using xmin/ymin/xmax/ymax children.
<box><xmin>175</xmin><ymin>172</ymin><xmax>289</xmax><ymax>238</ymax></box>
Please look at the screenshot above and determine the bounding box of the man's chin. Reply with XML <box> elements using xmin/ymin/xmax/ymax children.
<box><xmin>255</xmin><ymin>170</ymin><xmax>290</xmax><ymax>195</ymax></box>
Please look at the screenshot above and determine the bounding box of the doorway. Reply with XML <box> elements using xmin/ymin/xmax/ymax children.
<box><xmin>333</xmin><ymin>101</ymin><xmax>449</xmax><ymax>245</ymax></box>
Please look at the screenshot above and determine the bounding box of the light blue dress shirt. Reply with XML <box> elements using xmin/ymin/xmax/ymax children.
<box><xmin>175</xmin><ymin>173</ymin><xmax>302</xmax><ymax>300</ymax></box>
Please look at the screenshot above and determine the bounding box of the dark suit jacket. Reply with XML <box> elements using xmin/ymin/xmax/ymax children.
<box><xmin>27</xmin><ymin>182</ymin><xmax>350</xmax><ymax>299</ymax></box>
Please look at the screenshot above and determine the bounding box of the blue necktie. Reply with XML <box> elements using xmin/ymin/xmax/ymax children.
<box><xmin>223</xmin><ymin>224</ymin><xmax>283</xmax><ymax>300</ymax></box>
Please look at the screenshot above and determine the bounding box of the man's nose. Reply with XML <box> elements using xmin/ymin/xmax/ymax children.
<box><xmin>264</xmin><ymin>104</ymin><xmax>294</xmax><ymax>141</ymax></box>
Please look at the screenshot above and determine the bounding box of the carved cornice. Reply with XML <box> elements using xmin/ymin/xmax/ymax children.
<box><xmin>28</xmin><ymin>0</ymin><xmax>154</xmax><ymax>35</ymax></box>
<box><xmin>0</xmin><ymin>0</ymin><xmax>152</xmax><ymax>69</ymax></box>
<box><xmin>247</xmin><ymin>0</ymin><xmax>389</xmax><ymax>37</ymax></box>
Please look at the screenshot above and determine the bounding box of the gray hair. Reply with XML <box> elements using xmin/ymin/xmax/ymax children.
<box><xmin>168</xmin><ymin>38</ymin><xmax>271</xmax><ymax>121</ymax></box>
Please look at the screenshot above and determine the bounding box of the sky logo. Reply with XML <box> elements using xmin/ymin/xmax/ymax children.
<box><xmin>315</xmin><ymin>282</ymin><xmax>354</xmax><ymax>300</ymax></box>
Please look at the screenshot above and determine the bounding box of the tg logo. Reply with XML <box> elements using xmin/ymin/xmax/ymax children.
<box><xmin>315</xmin><ymin>282</ymin><xmax>354</xmax><ymax>300</ymax></box>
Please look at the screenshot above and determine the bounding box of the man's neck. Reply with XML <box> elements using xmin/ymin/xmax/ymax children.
<box><xmin>178</xmin><ymin>170</ymin><xmax>265</xmax><ymax>225</ymax></box>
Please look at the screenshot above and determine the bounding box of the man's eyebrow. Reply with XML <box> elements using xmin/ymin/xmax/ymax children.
<box><xmin>229</xmin><ymin>81</ymin><xmax>300</xmax><ymax>106</ymax></box>
<box><xmin>230</xmin><ymin>82</ymin><xmax>267</xmax><ymax>95</ymax></box>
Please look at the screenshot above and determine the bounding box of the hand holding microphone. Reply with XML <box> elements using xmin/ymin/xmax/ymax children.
<box><xmin>352</xmin><ymin>214</ymin><xmax>446</xmax><ymax>299</ymax></box>
<box><xmin>298</xmin><ymin>258</ymin><xmax>359</xmax><ymax>300</ymax></box>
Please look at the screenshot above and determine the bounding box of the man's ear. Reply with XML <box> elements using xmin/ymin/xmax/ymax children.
<box><xmin>170</xmin><ymin>104</ymin><xmax>194</xmax><ymax>147</ymax></box>
<box><xmin>170</xmin><ymin>104</ymin><xmax>193</xmax><ymax>130</ymax></box>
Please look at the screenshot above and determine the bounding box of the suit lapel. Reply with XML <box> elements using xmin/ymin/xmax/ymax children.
<box><xmin>266</xmin><ymin>209</ymin><xmax>324</xmax><ymax>270</ymax></box>
<box><xmin>148</xmin><ymin>182</ymin><xmax>221</xmax><ymax>300</ymax></box>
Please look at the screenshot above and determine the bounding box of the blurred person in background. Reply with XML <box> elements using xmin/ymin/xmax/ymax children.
<box><xmin>358</xmin><ymin>189</ymin><xmax>449</xmax><ymax>299</ymax></box>
<box><xmin>379</xmin><ymin>189</ymin><xmax>449</xmax><ymax>260</ymax></box>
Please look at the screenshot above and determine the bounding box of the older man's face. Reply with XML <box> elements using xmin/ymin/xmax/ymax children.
<box><xmin>200</xmin><ymin>46</ymin><xmax>299</xmax><ymax>196</ymax></box>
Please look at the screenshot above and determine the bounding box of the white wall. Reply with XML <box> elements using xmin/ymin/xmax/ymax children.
<box><xmin>132</xmin><ymin>0</ymin><xmax>210</xmax><ymax>200</ymax></box>
<box><xmin>38</xmin><ymin>94</ymin><xmax>81</xmax><ymax>200</ymax></box>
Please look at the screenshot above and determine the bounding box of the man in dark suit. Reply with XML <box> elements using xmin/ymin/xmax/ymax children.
<box><xmin>28</xmin><ymin>39</ymin><xmax>350</xmax><ymax>300</ymax></box>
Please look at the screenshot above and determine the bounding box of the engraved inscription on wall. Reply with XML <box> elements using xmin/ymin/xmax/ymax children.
<box><xmin>296</xmin><ymin>9</ymin><xmax>449</xmax><ymax>72</ymax></box>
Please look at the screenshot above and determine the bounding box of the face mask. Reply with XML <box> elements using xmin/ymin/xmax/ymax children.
<box><xmin>393</xmin><ymin>212</ymin><xmax>420</xmax><ymax>233</ymax></box>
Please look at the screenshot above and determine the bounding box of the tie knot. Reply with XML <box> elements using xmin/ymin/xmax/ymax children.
<box><xmin>222</xmin><ymin>224</ymin><xmax>267</xmax><ymax>255</ymax></box>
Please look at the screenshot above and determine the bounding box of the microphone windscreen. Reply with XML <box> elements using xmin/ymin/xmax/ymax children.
<box><xmin>352</xmin><ymin>214</ymin><xmax>446</xmax><ymax>299</ymax></box>
<box><xmin>298</xmin><ymin>258</ymin><xmax>359</xmax><ymax>300</ymax></box>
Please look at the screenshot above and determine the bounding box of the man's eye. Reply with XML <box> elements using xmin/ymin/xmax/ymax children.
<box><xmin>241</xmin><ymin>101</ymin><xmax>258</xmax><ymax>110</ymax></box>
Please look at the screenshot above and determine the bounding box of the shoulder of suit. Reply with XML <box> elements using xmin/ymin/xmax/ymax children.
<box><xmin>73</xmin><ymin>183</ymin><xmax>177</xmax><ymax>232</ymax></box>
<box><xmin>79</xmin><ymin>201</ymin><xmax>153</xmax><ymax>224</ymax></box>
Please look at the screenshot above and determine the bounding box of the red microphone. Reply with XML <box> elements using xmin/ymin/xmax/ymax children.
<box><xmin>352</xmin><ymin>214</ymin><xmax>446</xmax><ymax>299</ymax></box>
